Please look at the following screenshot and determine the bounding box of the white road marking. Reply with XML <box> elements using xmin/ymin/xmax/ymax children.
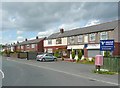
<box><xmin>6</xmin><ymin>59</ymin><xmax>118</xmax><ymax>86</ymax></box>
<box><xmin>0</xmin><ymin>69</ymin><xmax>4</xmax><ymax>78</ymax></box>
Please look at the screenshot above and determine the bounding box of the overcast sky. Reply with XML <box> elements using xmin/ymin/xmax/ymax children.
<box><xmin>1</xmin><ymin>2</ymin><xmax>118</xmax><ymax>44</ymax></box>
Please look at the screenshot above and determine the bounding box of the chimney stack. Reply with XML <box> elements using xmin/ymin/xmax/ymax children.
<box><xmin>17</xmin><ymin>41</ymin><xmax>19</xmax><ymax>44</ymax></box>
<box><xmin>36</xmin><ymin>36</ymin><xmax>39</xmax><ymax>39</ymax></box>
<box><xmin>25</xmin><ymin>38</ymin><xmax>27</xmax><ymax>41</ymax></box>
<box><xmin>60</xmin><ymin>28</ymin><xmax>64</xmax><ymax>33</ymax></box>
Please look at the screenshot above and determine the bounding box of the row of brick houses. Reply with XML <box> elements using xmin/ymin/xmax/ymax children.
<box><xmin>4</xmin><ymin>37</ymin><xmax>45</xmax><ymax>53</ymax></box>
<box><xmin>44</xmin><ymin>20</ymin><xmax>120</xmax><ymax>58</ymax></box>
<box><xmin>2</xmin><ymin>20</ymin><xmax>120</xmax><ymax>58</ymax></box>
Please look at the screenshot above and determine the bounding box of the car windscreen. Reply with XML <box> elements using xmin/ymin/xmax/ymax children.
<box><xmin>46</xmin><ymin>54</ymin><xmax>53</xmax><ymax>56</ymax></box>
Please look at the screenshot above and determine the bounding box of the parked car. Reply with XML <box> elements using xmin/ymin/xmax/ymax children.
<box><xmin>36</xmin><ymin>53</ymin><xmax>57</xmax><ymax>62</ymax></box>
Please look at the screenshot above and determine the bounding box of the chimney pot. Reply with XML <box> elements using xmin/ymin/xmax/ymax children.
<box><xmin>25</xmin><ymin>38</ymin><xmax>27</xmax><ymax>41</ymax></box>
<box><xmin>60</xmin><ymin>28</ymin><xmax>64</xmax><ymax>33</ymax></box>
<box><xmin>36</xmin><ymin>36</ymin><xmax>39</xmax><ymax>39</ymax></box>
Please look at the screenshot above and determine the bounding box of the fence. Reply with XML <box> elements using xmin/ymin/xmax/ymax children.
<box><xmin>18</xmin><ymin>52</ymin><xmax>43</xmax><ymax>60</ymax></box>
<box><xmin>10</xmin><ymin>53</ymin><xmax>18</xmax><ymax>58</ymax></box>
<box><xmin>18</xmin><ymin>52</ymin><xmax>27</xmax><ymax>59</ymax></box>
<box><xmin>27</xmin><ymin>52</ymin><xmax>38</xmax><ymax>60</ymax></box>
<box><xmin>102</xmin><ymin>57</ymin><xmax>120</xmax><ymax>72</ymax></box>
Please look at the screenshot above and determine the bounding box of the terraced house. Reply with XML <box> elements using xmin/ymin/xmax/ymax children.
<box><xmin>12</xmin><ymin>36</ymin><xmax>45</xmax><ymax>52</ymax></box>
<box><xmin>44</xmin><ymin>29</ymin><xmax>68</xmax><ymax>57</ymax></box>
<box><xmin>44</xmin><ymin>20</ymin><xmax>120</xmax><ymax>58</ymax></box>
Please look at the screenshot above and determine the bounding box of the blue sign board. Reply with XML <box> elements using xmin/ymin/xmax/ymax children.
<box><xmin>100</xmin><ymin>40</ymin><xmax>114</xmax><ymax>51</ymax></box>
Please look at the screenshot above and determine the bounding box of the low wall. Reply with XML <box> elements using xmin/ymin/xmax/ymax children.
<box><xmin>18</xmin><ymin>52</ymin><xmax>27</xmax><ymax>59</ymax></box>
<box><xmin>27</xmin><ymin>52</ymin><xmax>38</xmax><ymax>60</ymax></box>
<box><xmin>10</xmin><ymin>53</ymin><xmax>18</xmax><ymax>58</ymax></box>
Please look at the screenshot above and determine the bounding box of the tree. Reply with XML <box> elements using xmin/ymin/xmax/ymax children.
<box><xmin>54</xmin><ymin>50</ymin><xmax>59</xmax><ymax>58</ymax></box>
<box><xmin>71</xmin><ymin>50</ymin><xmax>75</xmax><ymax>61</ymax></box>
<box><xmin>77</xmin><ymin>50</ymin><xmax>83</xmax><ymax>62</ymax></box>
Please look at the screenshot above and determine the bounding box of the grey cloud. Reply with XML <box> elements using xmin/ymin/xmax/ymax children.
<box><xmin>2</xmin><ymin>2</ymin><xmax>118</xmax><ymax>32</ymax></box>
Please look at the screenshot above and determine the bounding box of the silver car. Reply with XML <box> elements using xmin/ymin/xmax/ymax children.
<box><xmin>36</xmin><ymin>53</ymin><xmax>57</xmax><ymax>62</ymax></box>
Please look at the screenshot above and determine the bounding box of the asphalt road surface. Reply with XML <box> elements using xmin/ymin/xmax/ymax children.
<box><xmin>2</xmin><ymin>57</ymin><xmax>119</xmax><ymax>86</ymax></box>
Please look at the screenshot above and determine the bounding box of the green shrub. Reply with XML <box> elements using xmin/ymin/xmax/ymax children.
<box><xmin>54</xmin><ymin>50</ymin><xmax>59</xmax><ymax>58</ymax></box>
<box><xmin>91</xmin><ymin>57</ymin><xmax>95</xmax><ymax>62</ymax></box>
<box><xmin>104</xmin><ymin>51</ymin><xmax>111</xmax><ymax>57</ymax></box>
<box><xmin>93</xmin><ymin>70</ymin><xmax>116</xmax><ymax>75</ymax></box>
<box><xmin>71</xmin><ymin>50</ymin><xmax>75</xmax><ymax>60</ymax></box>
<box><xmin>85</xmin><ymin>58</ymin><xmax>89</xmax><ymax>61</ymax></box>
<box><xmin>77</xmin><ymin>50</ymin><xmax>83</xmax><ymax>62</ymax></box>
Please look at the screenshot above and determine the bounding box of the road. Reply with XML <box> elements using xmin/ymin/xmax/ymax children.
<box><xmin>2</xmin><ymin>57</ymin><xmax>118</xmax><ymax>86</ymax></box>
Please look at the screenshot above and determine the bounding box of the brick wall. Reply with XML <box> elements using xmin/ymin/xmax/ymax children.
<box><xmin>113</xmin><ymin>42</ymin><xmax>120</xmax><ymax>56</ymax></box>
<box><xmin>84</xmin><ymin>48</ymin><xmax>88</xmax><ymax>58</ymax></box>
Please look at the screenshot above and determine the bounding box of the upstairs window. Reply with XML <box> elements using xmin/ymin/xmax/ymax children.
<box><xmin>100</xmin><ymin>32</ymin><xmax>108</xmax><ymax>40</ymax></box>
<box><xmin>78</xmin><ymin>35</ymin><xmax>83</xmax><ymax>43</ymax></box>
<box><xmin>89</xmin><ymin>33</ymin><xmax>96</xmax><ymax>41</ymax></box>
<box><xmin>31</xmin><ymin>44</ymin><xmax>35</xmax><ymax>48</ymax></box>
<box><xmin>18</xmin><ymin>45</ymin><xmax>20</xmax><ymax>49</ymax></box>
<box><xmin>48</xmin><ymin>40</ymin><xmax>52</xmax><ymax>45</ymax></box>
<box><xmin>26</xmin><ymin>44</ymin><xmax>30</xmax><ymax>49</ymax></box>
<box><xmin>56</xmin><ymin>38</ymin><xmax>62</xmax><ymax>44</ymax></box>
<box><xmin>21</xmin><ymin>46</ymin><xmax>24</xmax><ymax>49</ymax></box>
<box><xmin>70</xmin><ymin>36</ymin><xmax>75</xmax><ymax>44</ymax></box>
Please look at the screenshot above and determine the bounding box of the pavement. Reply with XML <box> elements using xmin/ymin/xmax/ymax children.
<box><xmin>2</xmin><ymin>56</ymin><xmax>119</xmax><ymax>86</ymax></box>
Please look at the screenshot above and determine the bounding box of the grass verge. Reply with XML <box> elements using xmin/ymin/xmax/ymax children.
<box><xmin>93</xmin><ymin>70</ymin><xmax>117</xmax><ymax>75</ymax></box>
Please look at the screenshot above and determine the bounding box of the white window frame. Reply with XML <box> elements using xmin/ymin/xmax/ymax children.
<box><xmin>21</xmin><ymin>46</ymin><xmax>24</xmax><ymax>49</ymax></box>
<box><xmin>31</xmin><ymin>44</ymin><xmax>35</xmax><ymax>48</ymax></box>
<box><xmin>89</xmin><ymin>33</ymin><xmax>96</xmax><ymax>41</ymax></box>
<box><xmin>48</xmin><ymin>40</ymin><xmax>52</xmax><ymax>45</ymax></box>
<box><xmin>26</xmin><ymin>44</ymin><xmax>30</xmax><ymax>49</ymax></box>
<box><xmin>56</xmin><ymin>38</ymin><xmax>62</xmax><ymax>44</ymax></box>
<box><xmin>78</xmin><ymin>35</ymin><xmax>83</xmax><ymax>43</ymax></box>
<box><xmin>70</xmin><ymin>36</ymin><xmax>75</xmax><ymax>44</ymax></box>
<box><xmin>100</xmin><ymin>32</ymin><xmax>108</xmax><ymax>40</ymax></box>
<box><xmin>47</xmin><ymin>48</ymin><xmax>53</xmax><ymax>53</ymax></box>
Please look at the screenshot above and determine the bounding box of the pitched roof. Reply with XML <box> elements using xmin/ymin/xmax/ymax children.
<box><xmin>12</xmin><ymin>37</ymin><xmax>46</xmax><ymax>46</ymax></box>
<box><xmin>47</xmin><ymin>20</ymin><xmax>118</xmax><ymax>39</ymax></box>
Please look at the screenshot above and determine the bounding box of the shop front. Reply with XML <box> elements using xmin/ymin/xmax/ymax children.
<box><xmin>87</xmin><ymin>44</ymin><xmax>101</xmax><ymax>57</ymax></box>
<box><xmin>67</xmin><ymin>45</ymin><xmax>84</xmax><ymax>60</ymax></box>
<box><xmin>44</xmin><ymin>45</ymin><xmax>68</xmax><ymax>57</ymax></box>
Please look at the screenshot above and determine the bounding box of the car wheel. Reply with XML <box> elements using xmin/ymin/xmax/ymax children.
<box><xmin>36</xmin><ymin>59</ymin><xmax>39</xmax><ymax>61</ymax></box>
<box><xmin>42</xmin><ymin>58</ymin><xmax>45</xmax><ymax>62</ymax></box>
<box><xmin>54</xmin><ymin>58</ymin><xmax>57</xmax><ymax>61</ymax></box>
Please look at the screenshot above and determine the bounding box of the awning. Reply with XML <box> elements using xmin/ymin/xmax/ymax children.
<box><xmin>87</xmin><ymin>44</ymin><xmax>100</xmax><ymax>49</ymax></box>
<box><xmin>67</xmin><ymin>45</ymin><xmax>84</xmax><ymax>49</ymax></box>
